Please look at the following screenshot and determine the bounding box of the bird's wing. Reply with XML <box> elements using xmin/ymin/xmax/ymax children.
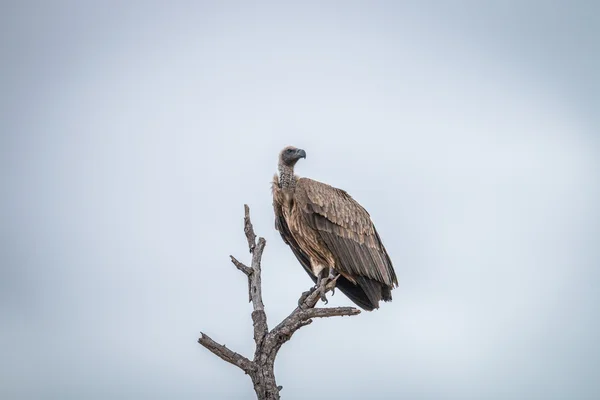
<box><xmin>272</xmin><ymin>176</ymin><xmax>316</xmax><ymax>284</ymax></box>
<box><xmin>295</xmin><ymin>178</ymin><xmax>398</xmax><ymax>288</ymax></box>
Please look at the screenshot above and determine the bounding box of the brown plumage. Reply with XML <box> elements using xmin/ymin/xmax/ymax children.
<box><xmin>272</xmin><ymin>146</ymin><xmax>398</xmax><ymax>311</ymax></box>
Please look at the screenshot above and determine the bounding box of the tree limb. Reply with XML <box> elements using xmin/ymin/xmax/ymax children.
<box><xmin>301</xmin><ymin>307</ymin><xmax>361</xmax><ymax>319</ymax></box>
<box><xmin>249</xmin><ymin>237</ymin><xmax>268</xmax><ymax>345</ymax></box>
<box><xmin>243</xmin><ymin>204</ymin><xmax>257</xmax><ymax>253</ymax></box>
<box><xmin>198</xmin><ymin>332</ymin><xmax>255</xmax><ymax>374</ymax></box>
<box><xmin>230</xmin><ymin>255</ymin><xmax>252</xmax><ymax>276</ymax></box>
<box><xmin>230</xmin><ymin>255</ymin><xmax>253</xmax><ymax>302</ymax></box>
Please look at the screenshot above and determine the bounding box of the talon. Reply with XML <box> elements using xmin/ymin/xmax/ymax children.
<box><xmin>314</xmin><ymin>269</ymin><xmax>333</xmax><ymax>305</ymax></box>
<box><xmin>327</xmin><ymin>270</ymin><xmax>339</xmax><ymax>297</ymax></box>
<box><xmin>319</xmin><ymin>286</ymin><xmax>328</xmax><ymax>304</ymax></box>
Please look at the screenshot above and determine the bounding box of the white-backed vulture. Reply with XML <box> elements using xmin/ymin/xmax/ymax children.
<box><xmin>272</xmin><ymin>146</ymin><xmax>398</xmax><ymax>311</ymax></box>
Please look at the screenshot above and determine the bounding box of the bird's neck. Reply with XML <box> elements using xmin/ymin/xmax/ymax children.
<box><xmin>278</xmin><ymin>164</ymin><xmax>296</xmax><ymax>189</ymax></box>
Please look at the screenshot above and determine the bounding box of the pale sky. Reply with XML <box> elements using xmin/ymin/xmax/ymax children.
<box><xmin>1</xmin><ymin>1</ymin><xmax>599</xmax><ymax>399</ymax></box>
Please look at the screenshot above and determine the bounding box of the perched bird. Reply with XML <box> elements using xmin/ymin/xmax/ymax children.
<box><xmin>272</xmin><ymin>146</ymin><xmax>398</xmax><ymax>311</ymax></box>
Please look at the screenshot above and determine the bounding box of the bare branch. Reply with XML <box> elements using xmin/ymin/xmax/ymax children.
<box><xmin>244</xmin><ymin>204</ymin><xmax>257</xmax><ymax>253</ymax></box>
<box><xmin>230</xmin><ymin>255</ymin><xmax>252</xmax><ymax>276</ymax></box>
<box><xmin>301</xmin><ymin>307</ymin><xmax>361</xmax><ymax>319</ymax></box>
<box><xmin>230</xmin><ymin>206</ymin><xmax>269</xmax><ymax>338</ymax></box>
<box><xmin>250</xmin><ymin>239</ymin><xmax>268</xmax><ymax>347</ymax></box>
<box><xmin>249</xmin><ymin>237</ymin><xmax>266</xmax><ymax>312</ymax></box>
<box><xmin>231</xmin><ymin>255</ymin><xmax>253</xmax><ymax>302</ymax></box>
<box><xmin>198</xmin><ymin>333</ymin><xmax>255</xmax><ymax>374</ymax></box>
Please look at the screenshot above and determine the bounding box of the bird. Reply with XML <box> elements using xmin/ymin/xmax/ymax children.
<box><xmin>272</xmin><ymin>146</ymin><xmax>398</xmax><ymax>311</ymax></box>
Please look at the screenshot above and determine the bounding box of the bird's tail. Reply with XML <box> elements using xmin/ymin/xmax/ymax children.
<box><xmin>335</xmin><ymin>276</ymin><xmax>392</xmax><ymax>311</ymax></box>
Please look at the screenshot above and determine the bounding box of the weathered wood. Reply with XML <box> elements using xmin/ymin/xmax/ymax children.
<box><xmin>198</xmin><ymin>205</ymin><xmax>360</xmax><ymax>400</ymax></box>
<box><xmin>197</xmin><ymin>333</ymin><xmax>255</xmax><ymax>374</ymax></box>
<box><xmin>243</xmin><ymin>204</ymin><xmax>257</xmax><ymax>253</ymax></box>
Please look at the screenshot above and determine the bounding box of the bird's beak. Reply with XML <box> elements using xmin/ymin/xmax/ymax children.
<box><xmin>297</xmin><ymin>149</ymin><xmax>306</xmax><ymax>159</ymax></box>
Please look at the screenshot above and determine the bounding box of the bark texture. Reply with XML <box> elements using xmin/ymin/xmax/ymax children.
<box><xmin>198</xmin><ymin>205</ymin><xmax>360</xmax><ymax>400</ymax></box>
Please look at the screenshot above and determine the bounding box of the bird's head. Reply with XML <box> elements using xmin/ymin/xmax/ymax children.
<box><xmin>279</xmin><ymin>146</ymin><xmax>306</xmax><ymax>167</ymax></box>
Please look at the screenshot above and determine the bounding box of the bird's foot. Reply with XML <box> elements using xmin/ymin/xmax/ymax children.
<box><xmin>318</xmin><ymin>283</ymin><xmax>328</xmax><ymax>305</ymax></box>
<box><xmin>298</xmin><ymin>287</ymin><xmax>316</xmax><ymax>307</ymax></box>
<box><xmin>328</xmin><ymin>271</ymin><xmax>340</xmax><ymax>296</ymax></box>
<box><xmin>312</xmin><ymin>270</ymin><xmax>340</xmax><ymax>305</ymax></box>
<box><xmin>313</xmin><ymin>273</ymin><xmax>329</xmax><ymax>304</ymax></box>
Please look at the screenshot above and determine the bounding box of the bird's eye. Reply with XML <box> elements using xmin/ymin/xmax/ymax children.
<box><xmin>286</xmin><ymin>149</ymin><xmax>293</xmax><ymax>153</ymax></box>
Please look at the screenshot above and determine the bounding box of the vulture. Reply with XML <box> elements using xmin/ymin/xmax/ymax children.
<box><xmin>272</xmin><ymin>146</ymin><xmax>398</xmax><ymax>311</ymax></box>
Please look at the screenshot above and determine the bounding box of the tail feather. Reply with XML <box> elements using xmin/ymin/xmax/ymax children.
<box><xmin>335</xmin><ymin>276</ymin><xmax>376</xmax><ymax>311</ymax></box>
<box><xmin>335</xmin><ymin>276</ymin><xmax>393</xmax><ymax>311</ymax></box>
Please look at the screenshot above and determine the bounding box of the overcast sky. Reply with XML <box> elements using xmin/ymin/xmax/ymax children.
<box><xmin>1</xmin><ymin>1</ymin><xmax>599</xmax><ymax>399</ymax></box>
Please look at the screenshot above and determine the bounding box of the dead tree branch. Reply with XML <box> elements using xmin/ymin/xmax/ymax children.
<box><xmin>198</xmin><ymin>204</ymin><xmax>360</xmax><ymax>400</ymax></box>
<box><xmin>197</xmin><ymin>333</ymin><xmax>255</xmax><ymax>373</ymax></box>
